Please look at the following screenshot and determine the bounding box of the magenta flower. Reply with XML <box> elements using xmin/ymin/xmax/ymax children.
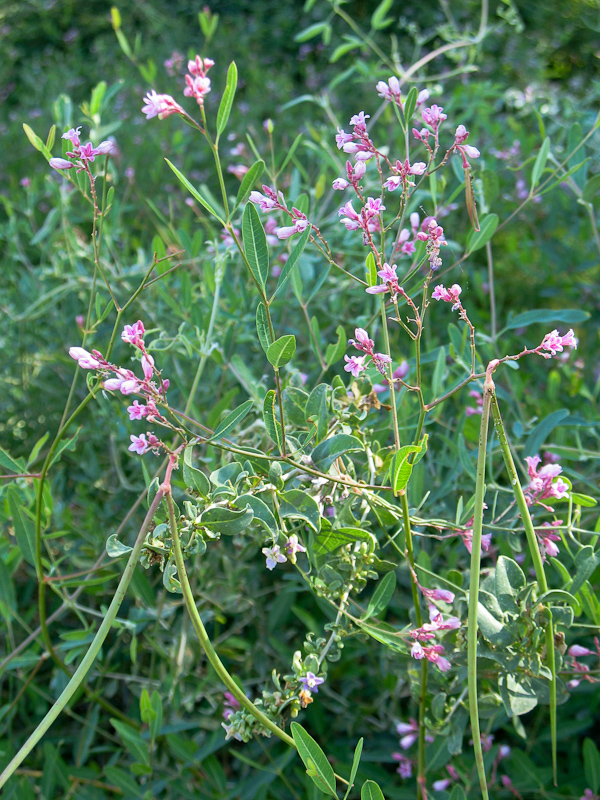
<box><xmin>350</xmin><ymin>328</ymin><xmax>374</xmax><ymax>353</ymax></box>
<box><xmin>540</xmin><ymin>329</ymin><xmax>578</xmax><ymax>357</ymax></box>
<box><xmin>262</xmin><ymin>545</ymin><xmax>287</xmax><ymax>570</ymax></box>
<box><xmin>141</xmin><ymin>354</ymin><xmax>154</xmax><ymax>380</ymax></box>
<box><xmin>276</xmin><ymin>217</ymin><xmax>309</xmax><ymax>239</ymax></box>
<box><xmin>129</xmin><ymin>434</ymin><xmax>149</xmax><ymax>455</ymax></box>
<box><xmin>332</xmin><ymin>178</ymin><xmax>349</xmax><ymax>190</ymax></box>
<box><xmin>249</xmin><ymin>188</ymin><xmax>279</xmax><ymax>212</ymax></box>
<box><xmin>536</xmin><ymin>520</ymin><xmax>562</xmax><ymax>559</ymax></box>
<box><xmin>62</xmin><ymin>127</ymin><xmax>81</xmax><ymax>147</ymax></box>
<box><xmin>142</xmin><ymin>90</ymin><xmax>184</xmax><ymax>120</ymax></box>
<box><xmin>524</xmin><ymin>454</ymin><xmax>569</xmax><ymax>508</ymax></box>
<box><xmin>299</xmin><ymin>672</ymin><xmax>325</xmax><ymax>693</ymax></box>
<box><xmin>376</xmin><ymin>76</ymin><xmax>402</xmax><ymax>104</ymax></box>
<box><xmin>422</xmin><ymin>104</ymin><xmax>447</xmax><ymax>130</ymax></box>
<box><xmin>392</xmin><ymin>752</ymin><xmax>413</xmax><ymax>778</ymax></box>
<box><xmin>421</xmin><ymin>586</ymin><xmax>455</xmax><ymax>604</ymax></box>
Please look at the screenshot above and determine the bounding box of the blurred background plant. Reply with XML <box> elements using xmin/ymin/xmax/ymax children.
<box><xmin>1</xmin><ymin>1</ymin><xmax>599</xmax><ymax>799</ymax></box>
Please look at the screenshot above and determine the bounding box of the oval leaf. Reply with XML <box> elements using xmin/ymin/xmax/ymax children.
<box><xmin>200</xmin><ymin>505</ymin><xmax>254</xmax><ymax>535</ymax></box>
<box><xmin>267</xmin><ymin>335</ymin><xmax>297</xmax><ymax>368</ymax></box>
<box><xmin>279</xmin><ymin>490</ymin><xmax>320</xmax><ymax>532</ymax></box>
<box><xmin>361</xmin><ymin>781</ymin><xmax>386</xmax><ymax>800</ymax></box>
<box><xmin>311</xmin><ymin>434</ymin><xmax>364</xmax><ymax>472</ymax></box>
<box><xmin>183</xmin><ymin>446</ymin><xmax>211</xmax><ymax>495</ymax></box>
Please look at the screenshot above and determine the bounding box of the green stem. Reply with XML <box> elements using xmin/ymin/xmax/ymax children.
<box><xmin>166</xmin><ymin>492</ymin><xmax>295</xmax><ymax>748</ymax></box>
<box><xmin>184</xmin><ymin>267</ymin><xmax>222</xmax><ymax>416</ymax></box>
<box><xmin>0</xmin><ymin>489</ymin><xmax>164</xmax><ymax>790</ymax></box>
<box><xmin>467</xmin><ymin>363</ymin><xmax>493</xmax><ymax>800</ymax></box>
<box><xmin>489</xmin><ymin>393</ymin><xmax>557</xmax><ymax>785</ymax></box>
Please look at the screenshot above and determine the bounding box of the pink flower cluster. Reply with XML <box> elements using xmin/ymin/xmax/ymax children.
<box><xmin>335</xmin><ymin>111</ymin><xmax>376</xmax><ymax>164</ymax></box>
<box><xmin>344</xmin><ymin>328</ymin><xmax>391</xmax><ymax>378</ymax></box>
<box><xmin>416</xmin><ymin>219</ymin><xmax>447</xmax><ymax>270</ymax></box>
<box><xmin>338</xmin><ymin>197</ymin><xmax>385</xmax><ymax>244</ymax></box>
<box><xmin>458</xmin><ymin>512</ymin><xmax>492</xmax><ymax>554</ymax></box>
<box><xmin>392</xmin><ymin>717</ymin><xmax>434</xmax><ymax>778</ymax></box>
<box><xmin>68</xmin><ymin>321</ymin><xmax>169</xmax><ymax>456</ymax></box>
<box><xmin>184</xmin><ymin>55</ymin><xmax>214</xmax><ymax>107</ymax></box>
<box><xmin>466</xmin><ymin>389</ymin><xmax>483</xmax><ymax>417</ymax></box>
<box><xmin>49</xmin><ymin>127</ymin><xmax>114</xmax><ymax>172</ymax></box>
<box><xmin>332</xmin><ymin>159</ymin><xmax>366</xmax><ymax>191</ymax></box>
<box><xmin>376</xmin><ymin>79</ymin><xmax>429</xmax><ymax>113</ymax></box>
<box><xmin>535</xmin><ymin>519</ymin><xmax>562</xmax><ymax>560</ymax></box>
<box><xmin>365</xmin><ymin>262</ymin><xmax>409</xmax><ymax>298</ymax></box>
<box><xmin>249</xmin><ymin>185</ymin><xmax>312</xmax><ymax>240</ymax></box>
<box><xmin>432</xmin><ymin>282</ymin><xmax>462</xmax><ymax>310</ymax></box>
<box><xmin>453</xmin><ymin>124</ymin><xmax>481</xmax><ymax>167</ymax></box>
<box><xmin>524</xmin><ymin>454</ymin><xmax>569</xmax><ymax>510</ymax></box>
<box><xmin>539</xmin><ymin>329</ymin><xmax>577</xmax><ymax>357</ymax></box>
<box><xmin>142</xmin><ymin>54</ymin><xmax>214</xmax><ymax>120</ymax></box>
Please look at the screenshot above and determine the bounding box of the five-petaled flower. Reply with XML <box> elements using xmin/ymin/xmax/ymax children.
<box><xmin>262</xmin><ymin>545</ymin><xmax>287</xmax><ymax>570</ymax></box>
<box><xmin>299</xmin><ymin>672</ymin><xmax>325</xmax><ymax>693</ymax></box>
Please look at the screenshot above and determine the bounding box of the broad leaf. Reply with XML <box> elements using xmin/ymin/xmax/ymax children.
<box><xmin>183</xmin><ymin>446</ymin><xmax>211</xmax><ymax>495</ymax></box>
<box><xmin>279</xmin><ymin>490</ymin><xmax>320</xmax><ymax>532</ymax></box>
<box><xmin>361</xmin><ymin>781</ymin><xmax>386</xmax><ymax>800</ymax></box>
<box><xmin>290</xmin><ymin>722</ymin><xmax>337</xmax><ymax>797</ymax></box>
<box><xmin>267</xmin><ymin>335</ymin><xmax>296</xmax><ymax>368</ymax></box>
<box><xmin>311</xmin><ymin>434</ymin><xmax>364</xmax><ymax>471</ymax></box>
<box><xmin>200</xmin><ymin>505</ymin><xmax>254</xmax><ymax>535</ymax></box>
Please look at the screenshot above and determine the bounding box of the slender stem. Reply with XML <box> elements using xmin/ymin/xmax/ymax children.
<box><xmin>166</xmin><ymin>492</ymin><xmax>296</xmax><ymax>748</ymax></box>
<box><xmin>0</xmin><ymin>489</ymin><xmax>164</xmax><ymax>789</ymax></box>
<box><xmin>378</xmin><ymin>295</ymin><xmax>401</xmax><ymax>450</ymax></box>
<box><xmin>184</xmin><ymin>267</ymin><xmax>222</xmax><ymax>416</ymax></box>
<box><xmin>485</xmin><ymin>241</ymin><xmax>496</xmax><ymax>341</ymax></box>
<box><xmin>489</xmin><ymin>393</ymin><xmax>557</xmax><ymax>785</ymax></box>
<box><xmin>467</xmin><ymin>363</ymin><xmax>494</xmax><ymax>800</ymax></box>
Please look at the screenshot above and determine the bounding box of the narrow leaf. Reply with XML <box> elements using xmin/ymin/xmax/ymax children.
<box><xmin>290</xmin><ymin>722</ymin><xmax>337</xmax><ymax>797</ymax></box>
<box><xmin>165</xmin><ymin>159</ymin><xmax>224</xmax><ymax>223</ymax></box>
<box><xmin>7</xmin><ymin>487</ymin><xmax>36</xmax><ymax>566</ymax></box>
<box><xmin>216</xmin><ymin>61</ymin><xmax>237</xmax><ymax>138</ymax></box>
<box><xmin>210</xmin><ymin>399</ymin><xmax>254</xmax><ymax>442</ymax></box>
<box><xmin>531</xmin><ymin>137</ymin><xmax>550</xmax><ymax>189</ymax></box>
<box><xmin>263</xmin><ymin>390</ymin><xmax>282</xmax><ymax>451</ymax></box>
<box><xmin>233</xmin><ymin>159</ymin><xmax>265</xmax><ymax>214</ymax></box>
<box><xmin>242</xmin><ymin>202</ymin><xmax>269</xmax><ymax>293</ymax></box>
<box><xmin>256</xmin><ymin>302</ymin><xmax>273</xmax><ymax>352</ymax></box>
<box><xmin>466</xmin><ymin>213</ymin><xmax>498</xmax><ymax>253</ymax></box>
<box><xmin>271</xmin><ymin>227</ymin><xmax>311</xmax><ymax>301</ymax></box>
<box><xmin>364</xmin><ymin>572</ymin><xmax>396</xmax><ymax>620</ymax></box>
<box><xmin>343</xmin><ymin>738</ymin><xmax>364</xmax><ymax>800</ymax></box>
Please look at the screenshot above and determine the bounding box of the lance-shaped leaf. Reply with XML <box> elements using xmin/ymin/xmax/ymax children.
<box><xmin>210</xmin><ymin>399</ymin><xmax>254</xmax><ymax>442</ymax></box>
<box><xmin>363</xmin><ymin>572</ymin><xmax>396</xmax><ymax>620</ymax></box>
<box><xmin>271</xmin><ymin>227</ymin><xmax>311</xmax><ymax>301</ymax></box>
<box><xmin>242</xmin><ymin>202</ymin><xmax>269</xmax><ymax>294</ymax></box>
<box><xmin>466</xmin><ymin>213</ymin><xmax>498</xmax><ymax>253</ymax></box>
<box><xmin>165</xmin><ymin>159</ymin><xmax>224</xmax><ymax>223</ymax></box>
<box><xmin>183</xmin><ymin>446</ymin><xmax>211</xmax><ymax>495</ymax></box>
<box><xmin>256</xmin><ymin>302</ymin><xmax>273</xmax><ymax>352</ymax></box>
<box><xmin>216</xmin><ymin>61</ymin><xmax>237</xmax><ymax>139</ymax></box>
<box><xmin>233</xmin><ymin>159</ymin><xmax>265</xmax><ymax>215</ymax></box>
<box><xmin>531</xmin><ymin>137</ymin><xmax>550</xmax><ymax>189</ymax></box>
<box><xmin>290</xmin><ymin>722</ymin><xmax>337</xmax><ymax>797</ymax></box>
<box><xmin>7</xmin><ymin>487</ymin><xmax>36</xmax><ymax>566</ymax></box>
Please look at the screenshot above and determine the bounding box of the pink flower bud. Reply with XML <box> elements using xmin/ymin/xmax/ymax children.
<box><xmin>50</xmin><ymin>158</ymin><xmax>73</xmax><ymax>170</ymax></box>
<box><xmin>141</xmin><ymin>354</ymin><xmax>154</xmax><ymax>380</ymax></box>
<box><xmin>569</xmin><ymin>645</ymin><xmax>592</xmax><ymax>657</ymax></box>
<box><xmin>95</xmin><ymin>140</ymin><xmax>114</xmax><ymax>155</ymax></box>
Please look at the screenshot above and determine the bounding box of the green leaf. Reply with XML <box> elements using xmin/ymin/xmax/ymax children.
<box><xmin>290</xmin><ymin>722</ymin><xmax>337</xmax><ymax>797</ymax></box>
<box><xmin>271</xmin><ymin>227</ymin><xmax>311</xmax><ymax>301</ymax></box>
<box><xmin>0</xmin><ymin>446</ymin><xmax>25</xmax><ymax>473</ymax></box>
<box><xmin>149</xmin><ymin>690</ymin><xmax>163</xmax><ymax>742</ymax></box>
<box><xmin>571</xmin><ymin>492</ymin><xmax>597</xmax><ymax>507</ymax></box>
<box><xmin>495</xmin><ymin>556</ymin><xmax>526</xmax><ymax>613</ymax></box>
<box><xmin>403</xmin><ymin>87</ymin><xmax>418</xmax><ymax>122</ymax></box>
<box><xmin>325</xmin><ymin>325</ymin><xmax>346</xmax><ymax>367</ymax></box>
<box><xmin>537</xmin><ymin>589</ymin><xmax>581</xmax><ymax>615</ymax></box>
<box><xmin>582</xmin><ymin>174</ymin><xmax>600</xmax><ymax>203</ymax></box>
<box><xmin>106</xmin><ymin>534</ymin><xmax>133</xmax><ymax>558</ymax></box>
<box><xmin>389</xmin><ymin>445</ymin><xmax>421</xmax><ymax>494</ymax></box>
<box><xmin>200</xmin><ymin>505</ymin><xmax>254</xmax><ymax>535</ymax></box>
<box><xmin>364</xmin><ymin>572</ymin><xmax>396</xmax><ymax>620</ymax></box>
<box><xmin>465</xmin><ymin>213</ymin><xmax>498</xmax><ymax>253</ymax></box>
<box><xmin>111</xmin><ymin>719</ymin><xmax>150</xmax><ymax>766</ymax></box>
<box><xmin>361</xmin><ymin>780</ymin><xmax>386</xmax><ymax>800</ymax></box>
<box><xmin>531</xmin><ymin>137</ymin><xmax>550</xmax><ymax>189</ymax></box>
<box><xmin>370</xmin><ymin>0</ymin><xmax>394</xmax><ymax>29</ymax></box>
<box><xmin>263</xmin><ymin>390</ymin><xmax>282</xmax><ymax>451</ymax></box>
<box><xmin>23</xmin><ymin>123</ymin><xmax>45</xmax><ymax>154</ymax></box>
<box><xmin>294</xmin><ymin>22</ymin><xmax>330</xmax><ymax>42</ymax></box>
<box><xmin>242</xmin><ymin>202</ymin><xmax>269</xmax><ymax>293</ymax></box>
<box><xmin>499</xmin><ymin>674</ymin><xmax>538</xmax><ymax>717</ymax></box>
<box><xmin>165</xmin><ymin>159</ymin><xmax>224</xmax><ymax>223</ymax></box>
<box><xmin>583</xmin><ymin>738</ymin><xmax>600</xmax><ymax>794</ymax></box>
<box><xmin>523</xmin><ymin>409</ymin><xmax>570</xmax><ymax>458</ymax></box>
<box><xmin>216</xmin><ymin>61</ymin><xmax>237</xmax><ymax>138</ymax></box>
<box><xmin>7</xmin><ymin>487</ymin><xmax>36</xmax><ymax>566</ymax></box>
<box><xmin>279</xmin><ymin>490</ymin><xmax>320</xmax><ymax>532</ymax></box>
<box><xmin>343</xmin><ymin>738</ymin><xmax>364</xmax><ymax>800</ymax></box>
<box><xmin>267</xmin><ymin>335</ymin><xmax>297</xmax><ymax>368</ymax></box>
<box><xmin>256</xmin><ymin>302</ymin><xmax>273</xmax><ymax>352</ymax></box>
<box><xmin>366</xmin><ymin>252</ymin><xmax>377</xmax><ymax>286</ymax></box>
<box><xmin>210</xmin><ymin>399</ymin><xmax>254</xmax><ymax>442</ymax></box>
<box><xmin>569</xmin><ymin>546</ymin><xmax>600</xmax><ymax>596</ymax></box>
<box><xmin>313</xmin><ymin>526</ymin><xmax>376</xmax><ymax>556</ymax></box>
<box><xmin>306</xmin><ymin>384</ymin><xmax>328</xmax><ymax>442</ymax></box>
<box><xmin>233</xmin><ymin>159</ymin><xmax>265</xmax><ymax>214</ymax></box>
<box><xmin>503</xmin><ymin>307</ymin><xmax>589</xmax><ymax>332</ymax></box>
<box><xmin>449</xmin><ymin>786</ymin><xmax>467</xmax><ymax>800</ymax></box>
<box><xmin>235</xmin><ymin>494</ymin><xmax>278</xmax><ymax>535</ymax></box>
<box><xmin>182</xmin><ymin>446</ymin><xmax>211</xmax><ymax>495</ymax></box>
<box><xmin>311</xmin><ymin>434</ymin><xmax>364</xmax><ymax>471</ymax></box>
<box><xmin>48</xmin><ymin>426</ymin><xmax>82</xmax><ymax>468</ymax></box>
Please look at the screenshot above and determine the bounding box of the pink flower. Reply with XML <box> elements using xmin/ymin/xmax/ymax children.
<box><xmin>276</xmin><ymin>218</ymin><xmax>309</xmax><ymax>239</ymax></box>
<box><xmin>416</xmin><ymin>89</ymin><xmax>429</xmax><ymax>106</ymax></box>
<box><xmin>69</xmin><ymin>346</ymin><xmax>100</xmax><ymax>369</ymax></box>
<box><xmin>285</xmin><ymin>534</ymin><xmax>306</xmax><ymax>564</ymax></box>
<box><xmin>49</xmin><ymin>157</ymin><xmax>74</xmax><ymax>170</ymax></box>
<box><xmin>540</xmin><ymin>329</ymin><xmax>578</xmax><ymax>357</ymax></box>
<box><xmin>432</xmin><ymin>283</ymin><xmax>462</xmax><ymax>310</ymax></box>
<box><xmin>344</xmin><ymin>354</ymin><xmax>367</xmax><ymax>378</ymax></box>
<box><xmin>332</xmin><ymin>178</ymin><xmax>349</xmax><ymax>190</ymax></box>
<box><xmin>421</xmin><ymin>586</ymin><xmax>455</xmax><ymax>604</ymax></box>
<box><xmin>129</xmin><ymin>434</ymin><xmax>149</xmax><ymax>455</ymax></box>
<box><xmin>103</xmin><ymin>377</ymin><xmax>126</xmax><ymax>391</ymax></box>
<box><xmin>350</xmin><ymin>328</ymin><xmax>374</xmax><ymax>353</ymax></box>
<box><xmin>433</xmin><ymin>779</ymin><xmax>451</xmax><ymax>791</ymax></box>
<box><xmin>141</xmin><ymin>354</ymin><xmax>154</xmax><ymax>380</ymax></box>
<box><xmin>121</xmin><ymin>320</ymin><xmax>145</xmax><ymax>346</ymax></box>
<box><xmin>142</xmin><ymin>90</ymin><xmax>184</xmax><ymax>120</ymax></box>
<box><xmin>569</xmin><ymin>645</ymin><xmax>593</xmax><ymax>657</ymax></box>
<box><xmin>455</xmin><ymin>125</ymin><xmax>469</xmax><ymax>144</ymax></box>
<box><xmin>376</xmin><ymin>76</ymin><xmax>402</xmax><ymax>104</ymax></box>
<box><xmin>184</xmin><ymin>74</ymin><xmax>212</xmax><ymax>106</ymax></box>
<box><xmin>536</xmin><ymin>520</ymin><xmax>561</xmax><ymax>559</ymax></box>
<box><xmin>422</xmin><ymin>105</ymin><xmax>447</xmax><ymax>130</ymax></box>
<box><xmin>127</xmin><ymin>400</ymin><xmax>148</xmax><ymax>420</ymax></box>
<box><xmin>62</xmin><ymin>127</ymin><xmax>81</xmax><ymax>147</ymax></box>
<box><xmin>411</xmin><ymin>641</ymin><xmax>424</xmax><ymax>659</ymax></box>
<box><xmin>524</xmin><ymin>454</ymin><xmax>569</xmax><ymax>508</ymax></box>
<box><xmin>392</xmin><ymin>752</ymin><xmax>413</xmax><ymax>778</ymax></box>
<box><xmin>249</xmin><ymin>188</ymin><xmax>280</xmax><ymax>212</ymax></box>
